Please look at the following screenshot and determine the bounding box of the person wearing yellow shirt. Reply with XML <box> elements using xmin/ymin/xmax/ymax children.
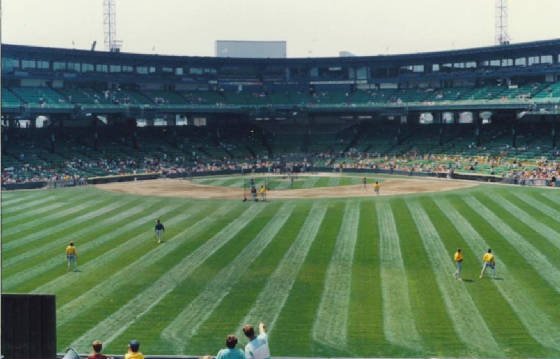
<box><xmin>374</xmin><ymin>181</ymin><xmax>381</xmax><ymax>195</ymax></box>
<box><xmin>125</xmin><ymin>340</ymin><xmax>144</xmax><ymax>359</ymax></box>
<box><xmin>480</xmin><ymin>248</ymin><xmax>496</xmax><ymax>279</ymax></box>
<box><xmin>453</xmin><ymin>248</ymin><xmax>463</xmax><ymax>280</ymax></box>
<box><xmin>259</xmin><ymin>185</ymin><xmax>266</xmax><ymax>201</ymax></box>
<box><xmin>65</xmin><ymin>241</ymin><xmax>78</xmax><ymax>272</ymax></box>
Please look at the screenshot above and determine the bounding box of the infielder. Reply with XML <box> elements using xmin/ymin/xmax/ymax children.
<box><xmin>374</xmin><ymin>181</ymin><xmax>381</xmax><ymax>195</ymax></box>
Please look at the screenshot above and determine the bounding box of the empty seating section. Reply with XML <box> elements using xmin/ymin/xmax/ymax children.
<box><xmin>10</xmin><ymin>87</ymin><xmax>71</xmax><ymax>107</ymax></box>
<box><xmin>2</xmin><ymin>82</ymin><xmax>560</xmax><ymax>108</ymax></box>
<box><xmin>2</xmin><ymin>88</ymin><xmax>21</xmax><ymax>106</ymax></box>
<box><xmin>143</xmin><ymin>90</ymin><xmax>186</xmax><ymax>105</ymax></box>
<box><xmin>534</xmin><ymin>82</ymin><xmax>560</xmax><ymax>99</ymax></box>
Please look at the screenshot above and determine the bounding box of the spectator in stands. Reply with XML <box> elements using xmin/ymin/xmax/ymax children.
<box><xmin>125</xmin><ymin>340</ymin><xmax>144</xmax><ymax>359</ymax></box>
<box><xmin>216</xmin><ymin>335</ymin><xmax>244</xmax><ymax>359</ymax></box>
<box><xmin>243</xmin><ymin>323</ymin><xmax>271</xmax><ymax>359</ymax></box>
<box><xmin>88</xmin><ymin>340</ymin><xmax>112</xmax><ymax>359</ymax></box>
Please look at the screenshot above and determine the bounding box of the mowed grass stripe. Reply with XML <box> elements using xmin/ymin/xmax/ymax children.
<box><xmin>56</xmin><ymin>202</ymin><xmax>242</xmax><ymax>345</ymax></box>
<box><xmin>1</xmin><ymin>189</ymin><xmax>54</xmax><ymax>207</ymax></box>
<box><xmin>464</xmin><ymin>196</ymin><xmax>560</xmax><ymax>293</ymax></box>
<box><xmin>2</xmin><ymin>196</ymin><xmax>141</xmax><ymax>254</ymax></box>
<box><xmin>407</xmin><ymin>201</ymin><xmax>502</xmax><ymax>356</ymax></box>
<box><xmin>2</xmin><ymin>194</ymin><xmax>62</xmax><ymax>216</ymax></box>
<box><xmin>273</xmin><ymin>177</ymin><xmax>293</xmax><ymax>190</ymax></box>
<box><xmin>161</xmin><ymin>203</ymin><xmax>295</xmax><ymax>352</ymax></box>
<box><xmin>301</xmin><ymin>176</ymin><xmax>320</xmax><ymax>189</ymax></box>
<box><xmin>489</xmin><ymin>193</ymin><xmax>560</xmax><ymax>251</ymax></box>
<box><xmin>2</xmin><ymin>189</ymin><xmax>92</xmax><ymax>218</ymax></box>
<box><xmin>392</xmin><ymin>198</ymin><xmax>465</xmax><ymax>357</ymax></box>
<box><xmin>2</xmin><ymin>195</ymin><xmax>101</xmax><ymax>239</ymax></box>
<box><xmin>184</xmin><ymin>202</ymin><xmax>313</xmax><ymax>355</ymax></box>
<box><xmin>313</xmin><ymin>177</ymin><xmax>330</xmax><ymax>188</ymax></box>
<box><xmin>69</xmin><ymin>204</ymin><xmax>266</xmax><ymax>352</ymax></box>
<box><xmin>422</xmin><ymin>197</ymin><xmax>553</xmax><ymax>358</ymax></box>
<box><xmin>435</xmin><ymin>197</ymin><xmax>560</xmax><ymax>352</ymax></box>
<box><xmin>272</xmin><ymin>202</ymin><xmax>345</xmax><ymax>357</ymax></box>
<box><xmin>3</xmin><ymin>199</ymin><xmax>175</xmax><ymax>290</ymax></box>
<box><xmin>327</xmin><ymin>176</ymin><xmax>341</xmax><ymax>187</ymax></box>
<box><xmin>513</xmin><ymin>192</ymin><xmax>560</xmax><ymax>222</ymax></box>
<box><xmin>117</xmin><ymin>202</ymin><xmax>311</xmax><ymax>354</ymax></box>
<box><xmin>312</xmin><ymin>201</ymin><xmax>360</xmax><ymax>349</ymax></box>
<box><xmin>377</xmin><ymin>202</ymin><xmax>422</xmax><ymax>350</ymax></box>
<box><xmin>238</xmin><ymin>202</ymin><xmax>328</xmax><ymax>335</ymax></box>
<box><xmin>32</xmin><ymin>201</ymin><xmax>209</xmax><ymax>297</ymax></box>
<box><xmin>2</xmin><ymin>194</ymin><xmax>112</xmax><ymax>238</ymax></box>
<box><xmin>3</xmin><ymin>199</ymin><xmax>128</xmax><ymax>267</ymax></box>
<box><xmin>347</xmin><ymin>201</ymin><xmax>387</xmax><ymax>356</ymax></box>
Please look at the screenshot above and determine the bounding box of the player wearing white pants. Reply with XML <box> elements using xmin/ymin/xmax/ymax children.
<box><xmin>155</xmin><ymin>219</ymin><xmax>165</xmax><ymax>243</ymax></box>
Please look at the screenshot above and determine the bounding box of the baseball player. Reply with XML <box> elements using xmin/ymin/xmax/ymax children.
<box><xmin>374</xmin><ymin>181</ymin><xmax>381</xmax><ymax>195</ymax></box>
<box><xmin>453</xmin><ymin>248</ymin><xmax>463</xmax><ymax>280</ymax></box>
<box><xmin>155</xmin><ymin>219</ymin><xmax>165</xmax><ymax>243</ymax></box>
<box><xmin>480</xmin><ymin>248</ymin><xmax>496</xmax><ymax>279</ymax></box>
<box><xmin>66</xmin><ymin>241</ymin><xmax>78</xmax><ymax>272</ymax></box>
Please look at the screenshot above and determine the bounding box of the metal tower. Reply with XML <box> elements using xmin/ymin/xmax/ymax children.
<box><xmin>103</xmin><ymin>0</ymin><xmax>122</xmax><ymax>51</ymax></box>
<box><xmin>495</xmin><ymin>0</ymin><xmax>510</xmax><ymax>45</ymax></box>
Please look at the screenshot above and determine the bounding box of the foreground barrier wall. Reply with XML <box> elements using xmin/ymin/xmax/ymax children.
<box><xmin>1</xmin><ymin>294</ymin><xmax>56</xmax><ymax>359</ymax></box>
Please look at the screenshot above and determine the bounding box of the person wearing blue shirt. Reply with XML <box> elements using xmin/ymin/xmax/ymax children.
<box><xmin>216</xmin><ymin>335</ymin><xmax>244</xmax><ymax>359</ymax></box>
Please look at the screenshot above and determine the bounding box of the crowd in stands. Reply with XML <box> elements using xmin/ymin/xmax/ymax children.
<box><xmin>84</xmin><ymin>322</ymin><xmax>271</xmax><ymax>359</ymax></box>
<box><xmin>2</xmin><ymin>123</ymin><xmax>560</xmax><ymax>187</ymax></box>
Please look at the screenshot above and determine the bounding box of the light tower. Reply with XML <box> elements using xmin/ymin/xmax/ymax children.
<box><xmin>495</xmin><ymin>0</ymin><xmax>510</xmax><ymax>45</ymax></box>
<box><xmin>103</xmin><ymin>0</ymin><xmax>122</xmax><ymax>51</ymax></box>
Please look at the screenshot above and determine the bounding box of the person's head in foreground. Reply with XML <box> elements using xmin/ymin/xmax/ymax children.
<box><xmin>92</xmin><ymin>340</ymin><xmax>103</xmax><ymax>353</ymax></box>
<box><xmin>488</xmin><ymin>248</ymin><xmax>492</xmax><ymax>253</ymax></box>
<box><xmin>243</xmin><ymin>324</ymin><xmax>255</xmax><ymax>340</ymax></box>
<box><xmin>70</xmin><ymin>241</ymin><xmax>75</xmax><ymax>246</ymax></box>
<box><xmin>457</xmin><ymin>248</ymin><xmax>461</xmax><ymax>253</ymax></box>
<box><xmin>129</xmin><ymin>340</ymin><xmax>140</xmax><ymax>352</ymax></box>
<box><xmin>226</xmin><ymin>335</ymin><xmax>238</xmax><ymax>349</ymax></box>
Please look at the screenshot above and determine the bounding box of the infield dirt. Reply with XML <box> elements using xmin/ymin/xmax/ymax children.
<box><xmin>96</xmin><ymin>174</ymin><xmax>477</xmax><ymax>199</ymax></box>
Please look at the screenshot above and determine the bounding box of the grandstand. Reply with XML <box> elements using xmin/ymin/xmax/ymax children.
<box><xmin>2</xmin><ymin>39</ymin><xmax>559</xmax><ymax>188</ymax></box>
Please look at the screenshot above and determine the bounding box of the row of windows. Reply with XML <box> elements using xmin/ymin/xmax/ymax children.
<box><xmin>3</xmin><ymin>54</ymin><xmax>560</xmax><ymax>76</ymax></box>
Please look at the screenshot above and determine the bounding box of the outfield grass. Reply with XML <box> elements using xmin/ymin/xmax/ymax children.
<box><xmin>2</xmin><ymin>181</ymin><xmax>560</xmax><ymax>358</ymax></box>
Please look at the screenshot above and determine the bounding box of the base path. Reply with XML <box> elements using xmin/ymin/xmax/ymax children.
<box><xmin>96</xmin><ymin>174</ymin><xmax>477</xmax><ymax>199</ymax></box>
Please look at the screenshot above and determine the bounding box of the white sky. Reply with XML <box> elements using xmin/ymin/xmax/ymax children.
<box><xmin>2</xmin><ymin>0</ymin><xmax>560</xmax><ymax>57</ymax></box>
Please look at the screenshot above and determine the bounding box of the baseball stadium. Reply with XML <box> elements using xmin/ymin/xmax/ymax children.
<box><xmin>2</xmin><ymin>1</ymin><xmax>560</xmax><ymax>359</ymax></box>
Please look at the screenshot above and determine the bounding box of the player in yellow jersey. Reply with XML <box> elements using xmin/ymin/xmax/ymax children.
<box><xmin>66</xmin><ymin>241</ymin><xmax>78</xmax><ymax>272</ymax></box>
<box><xmin>374</xmin><ymin>181</ymin><xmax>381</xmax><ymax>195</ymax></box>
<box><xmin>480</xmin><ymin>248</ymin><xmax>496</xmax><ymax>279</ymax></box>
<box><xmin>453</xmin><ymin>248</ymin><xmax>463</xmax><ymax>280</ymax></box>
<box><xmin>259</xmin><ymin>184</ymin><xmax>266</xmax><ymax>201</ymax></box>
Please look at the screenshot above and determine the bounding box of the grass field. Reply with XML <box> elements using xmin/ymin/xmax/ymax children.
<box><xmin>2</xmin><ymin>179</ymin><xmax>560</xmax><ymax>358</ymax></box>
<box><xmin>192</xmin><ymin>174</ymin><xmax>365</xmax><ymax>190</ymax></box>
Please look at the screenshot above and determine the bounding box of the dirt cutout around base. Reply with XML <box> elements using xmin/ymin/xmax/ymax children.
<box><xmin>96</xmin><ymin>174</ymin><xmax>478</xmax><ymax>199</ymax></box>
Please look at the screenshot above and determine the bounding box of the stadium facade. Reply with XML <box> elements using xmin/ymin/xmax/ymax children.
<box><xmin>1</xmin><ymin>40</ymin><xmax>560</xmax><ymax>188</ymax></box>
<box><xmin>2</xmin><ymin>40</ymin><xmax>560</xmax><ymax>120</ymax></box>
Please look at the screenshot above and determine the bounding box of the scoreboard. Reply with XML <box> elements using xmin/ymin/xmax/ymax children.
<box><xmin>215</xmin><ymin>40</ymin><xmax>287</xmax><ymax>58</ymax></box>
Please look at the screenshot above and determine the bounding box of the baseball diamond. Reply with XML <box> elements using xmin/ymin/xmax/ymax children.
<box><xmin>2</xmin><ymin>178</ymin><xmax>560</xmax><ymax>358</ymax></box>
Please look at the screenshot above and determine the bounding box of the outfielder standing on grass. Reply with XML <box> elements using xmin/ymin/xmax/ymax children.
<box><xmin>66</xmin><ymin>241</ymin><xmax>78</xmax><ymax>272</ymax></box>
<box><xmin>480</xmin><ymin>248</ymin><xmax>496</xmax><ymax>279</ymax></box>
<box><xmin>155</xmin><ymin>218</ymin><xmax>165</xmax><ymax>244</ymax></box>
<box><xmin>453</xmin><ymin>248</ymin><xmax>463</xmax><ymax>280</ymax></box>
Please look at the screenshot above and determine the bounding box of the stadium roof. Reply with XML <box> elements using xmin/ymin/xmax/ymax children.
<box><xmin>3</xmin><ymin>38</ymin><xmax>560</xmax><ymax>66</ymax></box>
